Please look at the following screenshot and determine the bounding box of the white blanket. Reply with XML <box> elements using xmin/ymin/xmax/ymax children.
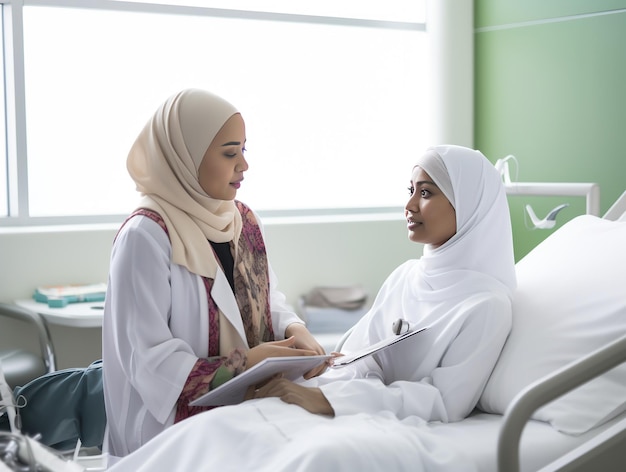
<box><xmin>107</xmin><ymin>398</ymin><xmax>475</xmax><ymax>472</ymax></box>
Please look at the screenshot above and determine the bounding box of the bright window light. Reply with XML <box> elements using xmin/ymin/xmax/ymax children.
<box><xmin>13</xmin><ymin>2</ymin><xmax>428</xmax><ymax>220</ymax></box>
<box><xmin>0</xmin><ymin>15</ymin><xmax>6</xmax><ymax>218</ymax></box>
<box><xmin>109</xmin><ymin>0</ymin><xmax>425</xmax><ymax>23</ymax></box>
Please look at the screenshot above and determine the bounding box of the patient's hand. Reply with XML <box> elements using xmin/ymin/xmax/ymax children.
<box><xmin>246</xmin><ymin>337</ymin><xmax>318</xmax><ymax>371</ymax></box>
<box><xmin>252</xmin><ymin>377</ymin><xmax>335</xmax><ymax>416</ymax></box>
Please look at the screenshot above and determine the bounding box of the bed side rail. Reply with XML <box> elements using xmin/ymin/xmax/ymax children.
<box><xmin>497</xmin><ymin>334</ymin><xmax>626</xmax><ymax>472</ymax></box>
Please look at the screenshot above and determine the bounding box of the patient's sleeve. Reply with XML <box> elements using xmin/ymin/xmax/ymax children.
<box><xmin>317</xmin><ymin>294</ymin><xmax>512</xmax><ymax>423</ymax></box>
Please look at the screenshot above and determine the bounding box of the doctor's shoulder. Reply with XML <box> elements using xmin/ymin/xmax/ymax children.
<box><xmin>235</xmin><ymin>200</ymin><xmax>268</xmax><ymax>250</ymax></box>
<box><xmin>112</xmin><ymin>210</ymin><xmax>171</xmax><ymax>258</ymax></box>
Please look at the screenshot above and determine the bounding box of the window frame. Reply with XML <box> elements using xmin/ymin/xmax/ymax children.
<box><xmin>1</xmin><ymin>0</ymin><xmax>471</xmax><ymax>228</ymax></box>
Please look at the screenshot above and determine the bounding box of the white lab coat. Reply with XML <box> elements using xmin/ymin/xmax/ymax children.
<box><xmin>102</xmin><ymin>214</ymin><xmax>302</xmax><ymax>457</ymax></box>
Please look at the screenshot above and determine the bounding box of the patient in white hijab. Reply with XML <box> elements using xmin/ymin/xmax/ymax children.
<box><xmin>107</xmin><ymin>145</ymin><xmax>516</xmax><ymax>472</ymax></box>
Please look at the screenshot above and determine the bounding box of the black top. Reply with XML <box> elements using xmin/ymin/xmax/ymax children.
<box><xmin>210</xmin><ymin>241</ymin><xmax>235</xmax><ymax>293</ymax></box>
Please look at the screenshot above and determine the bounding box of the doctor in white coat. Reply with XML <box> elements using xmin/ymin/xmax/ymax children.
<box><xmin>106</xmin><ymin>144</ymin><xmax>518</xmax><ymax>472</ymax></box>
<box><xmin>102</xmin><ymin>89</ymin><xmax>325</xmax><ymax>458</ymax></box>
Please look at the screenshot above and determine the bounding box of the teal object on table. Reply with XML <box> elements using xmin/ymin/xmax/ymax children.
<box><xmin>33</xmin><ymin>288</ymin><xmax>106</xmax><ymax>308</ymax></box>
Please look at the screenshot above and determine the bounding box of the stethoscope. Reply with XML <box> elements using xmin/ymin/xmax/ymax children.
<box><xmin>361</xmin><ymin>318</ymin><xmax>412</xmax><ymax>381</ymax></box>
<box><xmin>392</xmin><ymin>318</ymin><xmax>411</xmax><ymax>335</ymax></box>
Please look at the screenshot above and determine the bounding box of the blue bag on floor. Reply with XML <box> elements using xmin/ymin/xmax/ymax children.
<box><xmin>11</xmin><ymin>360</ymin><xmax>105</xmax><ymax>451</ymax></box>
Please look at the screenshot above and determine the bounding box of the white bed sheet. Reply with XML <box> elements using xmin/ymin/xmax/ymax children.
<box><xmin>105</xmin><ymin>405</ymin><xmax>625</xmax><ymax>472</ymax></box>
<box><xmin>107</xmin><ymin>398</ymin><xmax>477</xmax><ymax>472</ymax></box>
<box><xmin>427</xmin><ymin>411</ymin><xmax>626</xmax><ymax>472</ymax></box>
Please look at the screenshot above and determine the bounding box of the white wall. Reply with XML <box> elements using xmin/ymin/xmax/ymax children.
<box><xmin>0</xmin><ymin>217</ymin><xmax>420</xmax><ymax>369</ymax></box>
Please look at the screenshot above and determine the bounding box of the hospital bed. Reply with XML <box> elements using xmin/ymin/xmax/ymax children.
<box><xmin>2</xmin><ymin>190</ymin><xmax>625</xmax><ymax>472</ymax></box>
<box><xmin>428</xmin><ymin>188</ymin><xmax>626</xmax><ymax>471</ymax></box>
<box><xmin>329</xmin><ymin>188</ymin><xmax>626</xmax><ymax>471</ymax></box>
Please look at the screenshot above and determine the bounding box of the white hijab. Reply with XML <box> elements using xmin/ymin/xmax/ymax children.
<box><xmin>126</xmin><ymin>89</ymin><xmax>242</xmax><ymax>278</ymax></box>
<box><xmin>415</xmin><ymin>144</ymin><xmax>517</xmax><ymax>299</ymax></box>
<box><xmin>339</xmin><ymin>144</ymin><xmax>516</xmax><ymax>355</ymax></box>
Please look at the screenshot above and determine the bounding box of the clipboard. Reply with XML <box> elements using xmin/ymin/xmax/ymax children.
<box><xmin>189</xmin><ymin>354</ymin><xmax>332</xmax><ymax>407</ymax></box>
<box><xmin>331</xmin><ymin>326</ymin><xmax>428</xmax><ymax>367</ymax></box>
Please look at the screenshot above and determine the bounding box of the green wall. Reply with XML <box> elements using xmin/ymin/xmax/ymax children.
<box><xmin>474</xmin><ymin>1</ymin><xmax>626</xmax><ymax>260</ymax></box>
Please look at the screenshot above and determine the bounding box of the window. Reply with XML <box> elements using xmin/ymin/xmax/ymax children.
<box><xmin>2</xmin><ymin>1</ymin><xmax>434</xmax><ymax>225</ymax></box>
<box><xmin>0</xmin><ymin>13</ymin><xmax>6</xmax><ymax>218</ymax></box>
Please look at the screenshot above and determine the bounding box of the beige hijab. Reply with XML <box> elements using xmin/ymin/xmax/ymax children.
<box><xmin>127</xmin><ymin>89</ymin><xmax>243</xmax><ymax>280</ymax></box>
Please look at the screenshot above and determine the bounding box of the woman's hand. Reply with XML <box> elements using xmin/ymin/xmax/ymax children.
<box><xmin>246</xmin><ymin>337</ymin><xmax>318</xmax><ymax>371</ymax></box>
<box><xmin>285</xmin><ymin>322</ymin><xmax>325</xmax><ymax>354</ymax></box>
<box><xmin>285</xmin><ymin>323</ymin><xmax>328</xmax><ymax>378</ymax></box>
<box><xmin>251</xmin><ymin>377</ymin><xmax>335</xmax><ymax>416</ymax></box>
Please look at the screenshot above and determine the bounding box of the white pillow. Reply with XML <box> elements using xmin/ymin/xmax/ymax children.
<box><xmin>478</xmin><ymin>215</ymin><xmax>626</xmax><ymax>435</ymax></box>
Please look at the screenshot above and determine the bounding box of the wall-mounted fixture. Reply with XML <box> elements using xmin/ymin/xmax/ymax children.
<box><xmin>494</xmin><ymin>155</ymin><xmax>600</xmax><ymax>229</ymax></box>
<box><xmin>525</xmin><ymin>203</ymin><xmax>569</xmax><ymax>230</ymax></box>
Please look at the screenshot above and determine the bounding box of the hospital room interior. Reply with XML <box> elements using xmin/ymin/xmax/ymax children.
<box><xmin>1</xmin><ymin>1</ymin><xmax>625</xmax><ymax>471</ymax></box>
